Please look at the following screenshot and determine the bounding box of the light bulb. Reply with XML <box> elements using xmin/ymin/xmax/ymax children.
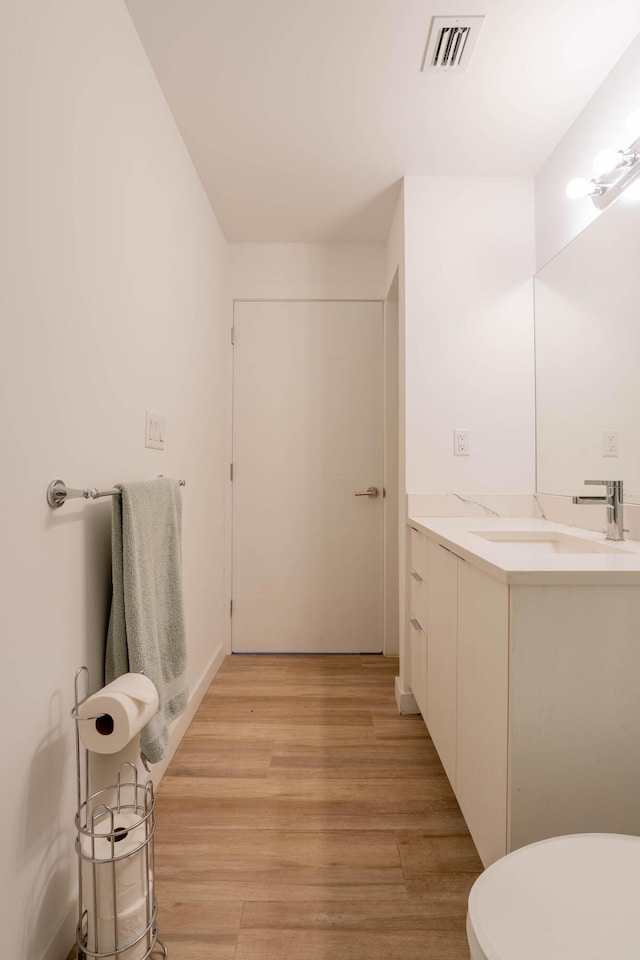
<box><xmin>566</xmin><ymin>177</ymin><xmax>593</xmax><ymax>199</ymax></box>
<box><xmin>593</xmin><ymin>149</ymin><xmax>620</xmax><ymax>175</ymax></box>
<box><xmin>625</xmin><ymin>107</ymin><xmax>640</xmax><ymax>140</ymax></box>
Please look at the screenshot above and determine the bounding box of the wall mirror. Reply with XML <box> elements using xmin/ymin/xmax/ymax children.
<box><xmin>535</xmin><ymin>193</ymin><xmax>640</xmax><ymax>503</ymax></box>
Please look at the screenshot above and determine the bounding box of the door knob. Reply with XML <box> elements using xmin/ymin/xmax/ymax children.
<box><xmin>355</xmin><ymin>486</ymin><xmax>379</xmax><ymax>498</ymax></box>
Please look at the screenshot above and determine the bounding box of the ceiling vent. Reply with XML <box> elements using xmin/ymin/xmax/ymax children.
<box><xmin>421</xmin><ymin>16</ymin><xmax>485</xmax><ymax>73</ymax></box>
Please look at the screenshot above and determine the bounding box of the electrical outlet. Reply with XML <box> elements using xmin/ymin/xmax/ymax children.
<box><xmin>603</xmin><ymin>430</ymin><xmax>619</xmax><ymax>457</ymax></box>
<box><xmin>145</xmin><ymin>410</ymin><xmax>165</xmax><ymax>450</ymax></box>
<box><xmin>454</xmin><ymin>429</ymin><xmax>470</xmax><ymax>456</ymax></box>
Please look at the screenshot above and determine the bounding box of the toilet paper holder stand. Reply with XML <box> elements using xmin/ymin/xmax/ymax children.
<box><xmin>72</xmin><ymin>666</ymin><xmax>168</xmax><ymax>960</ymax></box>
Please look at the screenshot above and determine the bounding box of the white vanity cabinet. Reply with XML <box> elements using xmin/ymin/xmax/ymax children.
<box><xmin>425</xmin><ymin>540</ymin><xmax>458</xmax><ymax>789</ymax></box>
<box><xmin>456</xmin><ymin>559</ymin><xmax>509</xmax><ymax>867</ymax></box>
<box><xmin>406</xmin><ymin>518</ymin><xmax>640</xmax><ymax>869</ymax></box>
<box><xmin>408</xmin><ymin>527</ymin><xmax>428</xmax><ymax>717</ymax></box>
<box><xmin>422</xmin><ymin>537</ymin><xmax>509</xmax><ymax>864</ymax></box>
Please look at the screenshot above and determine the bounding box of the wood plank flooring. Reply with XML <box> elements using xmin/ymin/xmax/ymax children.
<box><xmin>153</xmin><ymin>654</ymin><xmax>482</xmax><ymax>959</ymax></box>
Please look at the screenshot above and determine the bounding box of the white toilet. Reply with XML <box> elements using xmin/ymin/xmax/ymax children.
<box><xmin>466</xmin><ymin>833</ymin><xmax>640</xmax><ymax>959</ymax></box>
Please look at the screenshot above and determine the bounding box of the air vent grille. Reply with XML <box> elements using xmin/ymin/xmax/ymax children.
<box><xmin>421</xmin><ymin>16</ymin><xmax>485</xmax><ymax>73</ymax></box>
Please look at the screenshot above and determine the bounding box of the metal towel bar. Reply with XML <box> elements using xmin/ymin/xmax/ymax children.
<box><xmin>46</xmin><ymin>478</ymin><xmax>185</xmax><ymax>509</ymax></box>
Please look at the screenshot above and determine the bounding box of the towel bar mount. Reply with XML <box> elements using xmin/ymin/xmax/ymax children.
<box><xmin>47</xmin><ymin>478</ymin><xmax>186</xmax><ymax>509</ymax></box>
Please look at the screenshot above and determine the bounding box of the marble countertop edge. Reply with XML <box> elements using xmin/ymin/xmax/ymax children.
<box><xmin>407</xmin><ymin>515</ymin><xmax>640</xmax><ymax>585</ymax></box>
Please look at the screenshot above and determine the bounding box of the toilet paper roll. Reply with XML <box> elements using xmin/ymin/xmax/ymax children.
<box><xmin>80</xmin><ymin>811</ymin><xmax>152</xmax><ymax>922</ymax></box>
<box><xmin>85</xmin><ymin>895</ymin><xmax>152</xmax><ymax>960</ymax></box>
<box><xmin>78</xmin><ymin>674</ymin><xmax>159</xmax><ymax>754</ymax></box>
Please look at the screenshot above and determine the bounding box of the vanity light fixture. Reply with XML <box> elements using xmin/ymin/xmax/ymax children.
<box><xmin>593</xmin><ymin>148</ymin><xmax>638</xmax><ymax>176</ymax></box>
<box><xmin>565</xmin><ymin>177</ymin><xmax>606</xmax><ymax>200</ymax></box>
<box><xmin>566</xmin><ymin>109</ymin><xmax>640</xmax><ymax>210</ymax></box>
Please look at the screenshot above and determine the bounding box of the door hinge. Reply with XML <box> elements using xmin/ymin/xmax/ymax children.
<box><xmin>230</xmin><ymin>462</ymin><xmax>234</xmax><ymax>481</ymax></box>
<box><xmin>231</xmin><ymin>327</ymin><xmax>236</xmax><ymax>345</ymax></box>
<box><xmin>230</xmin><ymin>599</ymin><xmax>233</xmax><ymax>617</ymax></box>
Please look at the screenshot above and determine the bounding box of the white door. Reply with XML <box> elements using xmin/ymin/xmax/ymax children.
<box><xmin>232</xmin><ymin>300</ymin><xmax>384</xmax><ymax>653</ymax></box>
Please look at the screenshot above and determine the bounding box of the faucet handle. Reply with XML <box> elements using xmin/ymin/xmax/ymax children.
<box><xmin>574</xmin><ymin>481</ymin><xmax>624</xmax><ymax>540</ymax></box>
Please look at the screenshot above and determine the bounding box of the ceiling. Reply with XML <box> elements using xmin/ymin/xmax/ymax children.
<box><xmin>124</xmin><ymin>0</ymin><xmax>640</xmax><ymax>242</ymax></box>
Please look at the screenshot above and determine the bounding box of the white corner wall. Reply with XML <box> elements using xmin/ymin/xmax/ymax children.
<box><xmin>229</xmin><ymin>243</ymin><xmax>386</xmax><ymax>300</ymax></box>
<box><xmin>385</xmin><ymin>182</ymin><xmax>405</xmax><ymax>298</ymax></box>
<box><xmin>536</xmin><ymin>31</ymin><xmax>640</xmax><ymax>269</ymax></box>
<box><xmin>0</xmin><ymin>3</ymin><xmax>228</xmax><ymax>959</ymax></box>
<box><xmin>403</xmin><ymin>176</ymin><xmax>536</xmax><ymax>496</ymax></box>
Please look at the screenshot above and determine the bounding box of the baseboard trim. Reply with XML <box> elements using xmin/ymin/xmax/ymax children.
<box><xmin>42</xmin><ymin>903</ymin><xmax>76</xmax><ymax>960</ymax></box>
<box><xmin>395</xmin><ymin>675</ymin><xmax>419</xmax><ymax>714</ymax></box>
<box><xmin>151</xmin><ymin>641</ymin><xmax>227</xmax><ymax>786</ymax></box>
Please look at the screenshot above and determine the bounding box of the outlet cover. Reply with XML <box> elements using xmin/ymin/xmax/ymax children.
<box><xmin>603</xmin><ymin>430</ymin><xmax>619</xmax><ymax>457</ymax></box>
<box><xmin>145</xmin><ymin>410</ymin><xmax>165</xmax><ymax>450</ymax></box>
<box><xmin>454</xmin><ymin>429</ymin><xmax>470</xmax><ymax>456</ymax></box>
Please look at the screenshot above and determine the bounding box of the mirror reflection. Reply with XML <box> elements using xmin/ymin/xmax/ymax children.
<box><xmin>535</xmin><ymin>192</ymin><xmax>640</xmax><ymax>503</ymax></box>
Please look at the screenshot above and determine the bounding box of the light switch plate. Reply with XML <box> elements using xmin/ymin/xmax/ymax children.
<box><xmin>145</xmin><ymin>410</ymin><xmax>165</xmax><ymax>450</ymax></box>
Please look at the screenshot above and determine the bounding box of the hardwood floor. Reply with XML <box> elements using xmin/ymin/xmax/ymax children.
<box><xmin>153</xmin><ymin>655</ymin><xmax>482</xmax><ymax>959</ymax></box>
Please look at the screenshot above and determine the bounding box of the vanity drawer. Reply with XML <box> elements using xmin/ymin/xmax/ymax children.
<box><xmin>410</xmin><ymin>620</ymin><xmax>428</xmax><ymax>718</ymax></box>
<box><xmin>409</xmin><ymin>526</ymin><xmax>428</xmax><ymax>582</ymax></box>
<box><xmin>409</xmin><ymin>569</ymin><xmax>428</xmax><ymax>632</ymax></box>
<box><xmin>409</xmin><ymin>526</ymin><xmax>428</xmax><ymax>629</ymax></box>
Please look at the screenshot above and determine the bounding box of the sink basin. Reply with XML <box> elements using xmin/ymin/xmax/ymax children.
<box><xmin>471</xmin><ymin>530</ymin><xmax>626</xmax><ymax>555</ymax></box>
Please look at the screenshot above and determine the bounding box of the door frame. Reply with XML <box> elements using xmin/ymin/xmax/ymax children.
<box><xmin>225</xmin><ymin>297</ymin><xmax>399</xmax><ymax>657</ymax></box>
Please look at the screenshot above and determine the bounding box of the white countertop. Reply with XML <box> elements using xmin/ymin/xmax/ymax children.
<box><xmin>408</xmin><ymin>515</ymin><xmax>640</xmax><ymax>585</ymax></box>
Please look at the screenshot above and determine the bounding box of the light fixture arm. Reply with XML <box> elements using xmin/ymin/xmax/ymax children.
<box><xmin>567</xmin><ymin>126</ymin><xmax>640</xmax><ymax>210</ymax></box>
<box><xmin>613</xmin><ymin>148</ymin><xmax>638</xmax><ymax>169</ymax></box>
<box><xmin>591</xmin><ymin>152</ymin><xmax>640</xmax><ymax>210</ymax></box>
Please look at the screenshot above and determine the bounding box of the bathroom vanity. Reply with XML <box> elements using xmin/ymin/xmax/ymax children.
<box><xmin>407</xmin><ymin>517</ymin><xmax>640</xmax><ymax>867</ymax></box>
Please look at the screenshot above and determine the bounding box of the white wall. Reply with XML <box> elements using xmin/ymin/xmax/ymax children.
<box><xmin>383</xmin><ymin>291</ymin><xmax>400</xmax><ymax>656</ymax></box>
<box><xmin>0</xmin><ymin>3</ymin><xmax>228</xmax><ymax>958</ymax></box>
<box><xmin>382</xmin><ymin>190</ymin><xmax>411</xmax><ymax>702</ymax></box>
<box><xmin>393</xmin><ymin>177</ymin><xmax>535</xmax><ymax>701</ymax></box>
<box><xmin>403</xmin><ymin>176</ymin><xmax>536</xmax><ymax>496</ymax></box>
<box><xmin>229</xmin><ymin>243</ymin><xmax>385</xmax><ymax>299</ymax></box>
<box><xmin>536</xmin><ymin>31</ymin><xmax>640</xmax><ymax>269</ymax></box>
<box><xmin>385</xmin><ymin>183</ymin><xmax>405</xmax><ymax>297</ymax></box>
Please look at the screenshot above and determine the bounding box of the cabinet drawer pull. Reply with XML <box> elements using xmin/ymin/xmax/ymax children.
<box><xmin>410</xmin><ymin>570</ymin><xmax>423</xmax><ymax>582</ymax></box>
<box><xmin>410</xmin><ymin>617</ymin><xmax>422</xmax><ymax>631</ymax></box>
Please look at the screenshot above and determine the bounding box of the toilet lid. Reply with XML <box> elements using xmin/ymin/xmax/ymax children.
<box><xmin>467</xmin><ymin>833</ymin><xmax>640</xmax><ymax>960</ymax></box>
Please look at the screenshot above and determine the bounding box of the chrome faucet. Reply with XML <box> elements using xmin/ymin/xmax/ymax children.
<box><xmin>572</xmin><ymin>480</ymin><xmax>624</xmax><ymax>541</ymax></box>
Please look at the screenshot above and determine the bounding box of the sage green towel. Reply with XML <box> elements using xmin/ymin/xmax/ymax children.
<box><xmin>105</xmin><ymin>477</ymin><xmax>187</xmax><ymax>764</ymax></box>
